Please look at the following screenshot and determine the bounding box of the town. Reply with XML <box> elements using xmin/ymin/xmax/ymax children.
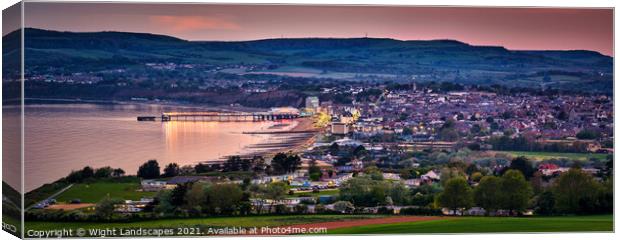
<box><xmin>25</xmin><ymin>82</ymin><xmax>613</xmax><ymax>231</ymax></box>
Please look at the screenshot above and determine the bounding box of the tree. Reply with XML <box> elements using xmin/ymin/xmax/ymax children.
<box><xmin>224</xmin><ymin>156</ymin><xmax>242</xmax><ymax>172</ymax></box>
<box><xmin>500</xmin><ymin>170</ymin><xmax>533</xmax><ymax>215</ymax></box>
<box><xmin>206</xmin><ymin>183</ymin><xmax>243</xmax><ymax>215</ymax></box>
<box><xmin>94</xmin><ymin>167</ymin><xmax>113</xmax><ymax>178</ymax></box>
<box><xmin>440</xmin><ymin>167</ymin><xmax>466</xmax><ymax>187</ymax></box>
<box><xmin>112</xmin><ymin>168</ymin><xmax>125</xmax><ymax>177</ymax></box>
<box><xmin>66</xmin><ymin>170</ymin><xmax>84</xmax><ymax>183</ymax></box>
<box><xmin>507</xmin><ymin>157</ymin><xmax>535</xmax><ymax>179</ymax></box>
<box><xmin>474</xmin><ymin>176</ymin><xmax>502</xmax><ymax>215</ymax></box>
<box><xmin>329</xmin><ymin>143</ymin><xmax>340</xmax><ymax>155</ymax></box>
<box><xmin>333</xmin><ymin>201</ymin><xmax>355</xmax><ymax>213</ymax></box>
<box><xmin>137</xmin><ymin>160</ymin><xmax>160</xmax><ymax>179</ymax></box>
<box><xmin>352</xmin><ymin>145</ymin><xmax>368</xmax><ymax>158</ymax></box>
<box><xmin>285</xmin><ymin>154</ymin><xmax>302</xmax><ymax>173</ymax></box>
<box><xmin>163</xmin><ymin>163</ymin><xmax>180</xmax><ymax>178</ymax></box>
<box><xmin>239</xmin><ymin>192</ymin><xmax>253</xmax><ymax>215</ymax></box>
<box><xmin>169</xmin><ymin>183</ymin><xmax>189</xmax><ymax>208</ymax></box>
<box><xmin>95</xmin><ymin>197</ymin><xmax>121</xmax><ymax>221</ymax></box>
<box><xmin>576</xmin><ymin>129</ymin><xmax>600</xmax><ymax>140</ymax></box>
<box><xmin>530</xmin><ymin>172</ymin><xmax>544</xmax><ymax>194</ymax></box>
<box><xmin>81</xmin><ymin>166</ymin><xmax>94</xmax><ymax>179</ymax></box>
<box><xmin>339</xmin><ymin>177</ymin><xmax>389</xmax><ymax>207</ymax></box>
<box><xmin>438</xmin><ymin>177</ymin><xmax>473</xmax><ymax>215</ymax></box>
<box><xmin>308</xmin><ymin>160</ymin><xmax>322</xmax><ymax>181</ymax></box>
<box><xmin>185</xmin><ymin>183</ymin><xmax>206</xmax><ymax>213</ymax></box>
<box><xmin>252</xmin><ymin>156</ymin><xmax>267</xmax><ymax>174</ymax></box>
<box><xmin>364</xmin><ymin>166</ymin><xmax>384</xmax><ymax>181</ymax></box>
<box><xmin>439</xmin><ymin>128</ymin><xmax>459</xmax><ymax>142</ymax></box>
<box><xmin>553</xmin><ymin>168</ymin><xmax>601</xmax><ymax>214</ymax></box>
<box><xmin>309</xmin><ymin>172</ymin><xmax>322</xmax><ymax>181</ymax></box>
<box><xmin>262</xmin><ymin>182</ymin><xmax>288</xmax><ymax>213</ymax></box>
<box><xmin>271</xmin><ymin>153</ymin><xmax>288</xmax><ymax>174</ymax></box>
<box><xmin>534</xmin><ymin>191</ymin><xmax>555</xmax><ymax>215</ymax></box>
<box><xmin>194</xmin><ymin>163</ymin><xmax>211</xmax><ymax>174</ymax></box>
<box><xmin>240</xmin><ymin>158</ymin><xmax>252</xmax><ymax>171</ymax></box>
<box><xmin>270</xmin><ymin>153</ymin><xmax>301</xmax><ymax>174</ymax></box>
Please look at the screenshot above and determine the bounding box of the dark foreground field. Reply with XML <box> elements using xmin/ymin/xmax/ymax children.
<box><xmin>328</xmin><ymin>215</ymin><xmax>613</xmax><ymax>234</ymax></box>
<box><xmin>25</xmin><ymin>214</ymin><xmax>612</xmax><ymax>236</ymax></box>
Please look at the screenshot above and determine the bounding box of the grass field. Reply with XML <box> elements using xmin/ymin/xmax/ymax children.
<box><xmin>55</xmin><ymin>182</ymin><xmax>156</xmax><ymax>203</ymax></box>
<box><xmin>497</xmin><ymin>151</ymin><xmax>609</xmax><ymax>161</ymax></box>
<box><xmin>328</xmin><ymin>215</ymin><xmax>613</xmax><ymax>234</ymax></box>
<box><xmin>292</xmin><ymin>189</ymin><xmax>340</xmax><ymax>197</ymax></box>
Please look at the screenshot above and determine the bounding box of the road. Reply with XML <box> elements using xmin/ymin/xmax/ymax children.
<box><xmin>26</xmin><ymin>183</ymin><xmax>73</xmax><ymax>211</ymax></box>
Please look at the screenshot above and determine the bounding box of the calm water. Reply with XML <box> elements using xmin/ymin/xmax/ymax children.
<box><xmin>11</xmin><ymin>103</ymin><xmax>283</xmax><ymax>192</ymax></box>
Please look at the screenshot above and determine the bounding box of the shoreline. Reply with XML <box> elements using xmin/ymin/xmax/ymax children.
<box><xmin>20</xmin><ymin>97</ymin><xmax>270</xmax><ymax>113</ymax></box>
<box><xmin>228</xmin><ymin>117</ymin><xmax>322</xmax><ymax>161</ymax></box>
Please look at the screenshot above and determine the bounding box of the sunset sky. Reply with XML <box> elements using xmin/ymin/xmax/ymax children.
<box><xmin>21</xmin><ymin>3</ymin><xmax>613</xmax><ymax>56</ymax></box>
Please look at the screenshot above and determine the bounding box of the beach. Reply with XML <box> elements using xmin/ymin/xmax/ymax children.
<box><xmin>240</xmin><ymin>117</ymin><xmax>321</xmax><ymax>160</ymax></box>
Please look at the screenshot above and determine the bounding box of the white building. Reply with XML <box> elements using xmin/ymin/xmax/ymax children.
<box><xmin>305</xmin><ymin>96</ymin><xmax>320</xmax><ymax>110</ymax></box>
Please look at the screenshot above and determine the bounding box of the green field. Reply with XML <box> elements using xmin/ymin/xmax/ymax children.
<box><xmin>329</xmin><ymin>215</ymin><xmax>613</xmax><ymax>234</ymax></box>
<box><xmin>497</xmin><ymin>151</ymin><xmax>610</xmax><ymax>161</ymax></box>
<box><xmin>55</xmin><ymin>182</ymin><xmax>156</xmax><ymax>203</ymax></box>
<box><xmin>292</xmin><ymin>189</ymin><xmax>340</xmax><ymax>197</ymax></box>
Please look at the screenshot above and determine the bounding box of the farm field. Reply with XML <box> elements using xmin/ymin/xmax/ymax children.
<box><xmin>25</xmin><ymin>215</ymin><xmax>612</xmax><ymax>236</ymax></box>
<box><xmin>328</xmin><ymin>215</ymin><xmax>613</xmax><ymax>234</ymax></box>
<box><xmin>496</xmin><ymin>151</ymin><xmax>609</xmax><ymax>161</ymax></box>
<box><xmin>292</xmin><ymin>189</ymin><xmax>340</xmax><ymax>197</ymax></box>
<box><xmin>25</xmin><ymin>215</ymin><xmax>384</xmax><ymax>236</ymax></box>
<box><xmin>54</xmin><ymin>182</ymin><xmax>156</xmax><ymax>203</ymax></box>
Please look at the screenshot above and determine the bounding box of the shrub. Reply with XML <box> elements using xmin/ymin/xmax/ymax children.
<box><xmin>333</xmin><ymin>201</ymin><xmax>355</xmax><ymax>213</ymax></box>
<box><xmin>377</xmin><ymin>206</ymin><xmax>394</xmax><ymax>214</ymax></box>
<box><xmin>399</xmin><ymin>207</ymin><xmax>442</xmax><ymax>216</ymax></box>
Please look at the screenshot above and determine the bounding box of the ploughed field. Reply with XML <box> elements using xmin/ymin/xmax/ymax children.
<box><xmin>25</xmin><ymin>215</ymin><xmax>612</xmax><ymax>236</ymax></box>
<box><xmin>25</xmin><ymin>215</ymin><xmax>383</xmax><ymax>237</ymax></box>
<box><xmin>328</xmin><ymin>215</ymin><xmax>613</xmax><ymax>234</ymax></box>
<box><xmin>496</xmin><ymin>151</ymin><xmax>609</xmax><ymax>161</ymax></box>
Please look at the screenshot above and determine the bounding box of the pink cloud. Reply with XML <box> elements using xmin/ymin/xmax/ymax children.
<box><xmin>150</xmin><ymin>15</ymin><xmax>240</xmax><ymax>32</ymax></box>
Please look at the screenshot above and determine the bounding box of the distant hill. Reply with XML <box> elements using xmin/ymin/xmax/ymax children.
<box><xmin>3</xmin><ymin>28</ymin><xmax>613</xmax><ymax>92</ymax></box>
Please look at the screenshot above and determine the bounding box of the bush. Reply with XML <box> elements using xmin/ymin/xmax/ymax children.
<box><xmin>274</xmin><ymin>204</ymin><xmax>289</xmax><ymax>214</ymax></box>
<box><xmin>399</xmin><ymin>207</ymin><xmax>442</xmax><ymax>216</ymax></box>
<box><xmin>333</xmin><ymin>201</ymin><xmax>355</xmax><ymax>213</ymax></box>
<box><xmin>294</xmin><ymin>204</ymin><xmax>309</xmax><ymax>214</ymax></box>
<box><xmin>576</xmin><ymin>129</ymin><xmax>601</xmax><ymax>140</ymax></box>
<box><xmin>377</xmin><ymin>206</ymin><xmax>394</xmax><ymax>214</ymax></box>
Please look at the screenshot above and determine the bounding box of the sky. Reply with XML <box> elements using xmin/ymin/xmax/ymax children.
<box><xmin>20</xmin><ymin>3</ymin><xmax>614</xmax><ymax>56</ymax></box>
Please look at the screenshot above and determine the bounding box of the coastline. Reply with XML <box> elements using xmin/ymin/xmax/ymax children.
<box><xmin>234</xmin><ymin>117</ymin><xmax>322</xmax><ymax>161</ymax></box>
<box><xmin>21</xmin><ymin>97</ymin><xmax>270</xmax><ymax>113</ymax></box>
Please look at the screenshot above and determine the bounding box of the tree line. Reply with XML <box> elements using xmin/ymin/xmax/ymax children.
<box><xmin>137</xmin><ymin>152</ymin><xmax>303</xmax><ymax>179</ymax></box>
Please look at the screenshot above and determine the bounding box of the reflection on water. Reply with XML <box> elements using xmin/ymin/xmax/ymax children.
<box><xmin>2</xmin><ymin>105</ymin><xmax>22</xmax><ymax>192</ymax></box>
<box><xmin>21</xmin><ymin>103</ymin><xmax>277</xmax><ymax>192</ymax></box>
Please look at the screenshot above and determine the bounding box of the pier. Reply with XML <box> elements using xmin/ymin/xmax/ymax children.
<box><xmin>138</xmin><ymin>111</ymin><xmax>301</xmax><ymax>122</ymax></box>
